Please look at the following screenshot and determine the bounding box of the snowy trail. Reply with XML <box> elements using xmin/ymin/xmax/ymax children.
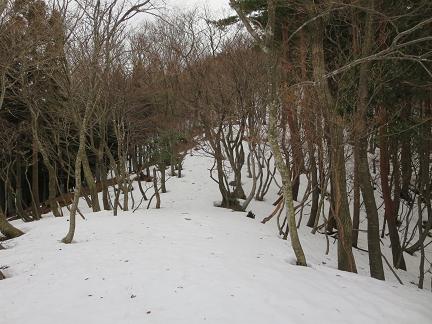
<box><xmin>1</xmin><ymin>152</ymin><xmax>431</xmax><ymax>324</ymax></box>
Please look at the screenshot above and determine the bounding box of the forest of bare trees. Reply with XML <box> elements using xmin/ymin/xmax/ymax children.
<box><xmin>0</xmin><ymin>0</ymin><xmax>431</xmax><ymax>290</ymax></box>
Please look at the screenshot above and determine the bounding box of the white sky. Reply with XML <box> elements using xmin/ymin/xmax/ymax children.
<box><xmin>163</xmin><ymin>0</ymin><xmax>232</xmax><ymax>17</ymax></box>
<box><xmin>129</xmin><ymin>1</ymin><xmax>234</xmax><ymax>30</ymax></box>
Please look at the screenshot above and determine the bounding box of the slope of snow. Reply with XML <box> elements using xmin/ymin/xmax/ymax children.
<box><xmin>1</xmin><ymin>151</ymin><xmax>431</xmax><ymax>324</ymax></box>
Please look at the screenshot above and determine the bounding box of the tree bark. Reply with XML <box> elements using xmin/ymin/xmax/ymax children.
<box><xmin>354</xmin><ymin>0</ymin><xmax>385</xmax><ymax>279</ymax></box>
<box><xmin>379</xmin><ymin>124</ymin><xmax>406</xmax><ymax>270</ymax></box>
<box><xmin>82</xmin><ymin>153</ymin><xmax>101</xmax><ymax>212</ymax></box>
<box><xmin>265</xmin><ymin>0</ymin><xmax>307</xmax><ymax>266</ymax></box>
<box><xmin>32</xmin><ymin>113</ymin><xmax>61</xmax><ymax>217</ymax></box>
<box><xmin>62</xmin><ymin>104</ymin><xmax>92</xmax><ymax>243</ymax></box>
<box><xmin>311</xmin><ymin>16</ymin><xmax>356</xmax><ymax>272</ymax></box>
<box><xmin>352</xmin><ymin>145</ymin><xmax>360</xmax><ymax>247</ymax></box>
<box><xmin>153</xmin><ymin>168</ymin><xmax>160</xmax><ymax>209</ymax></box>
<box><xmin>0</xmin><ymin>209</ymin><xmax>24</xmax><ymax>239</ymax></box>
<box><xmin>306</xmin><ymin>144</ymin><xmax>319</xmax><ymax>228</ymax></box>
<box><xmin>15</xmin><ymin>157</ymin><xmax>25</xmax><ymax>220</ymax></box>
<box><xmin>32</xmin><ymin>130</ymin><xmax>41</xmax><ymax>220</ymax></box>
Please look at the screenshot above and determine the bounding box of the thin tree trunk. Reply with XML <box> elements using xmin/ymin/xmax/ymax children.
<box><xmin>352</xmin><ymin>145</ymin><xmax>360</xmax><ymax>247</ymax></box>
<box><xmin>354</xmin><ymin>1</ymin><xmax>384</xmax><ymax>278</ymax></box>
<box><xmin>241</xmin><ymin>145</ymin><xmax>258</xmax><ymax>211</ymax></box>
<box><xmin>62</xmin><ymin>104</ymin><xmax>92</xmax><ymax>243</ymax></box>
<box><xmin>400</xmin><ymin>105</ymin><xmax>412</xmax><ymax>201</ymax></box>
<box><xmin>311</xmin><ymin>16</ymin><xmax>356</xmax><ymax>272</ymax></box>
<box><xmin>82</xmin><ymin>153</ymin><xmax>101</xmax><ymax>212</ymax></box>
<box><xmin>358</xmin><ymin>140</ymin><xmax>385</xmax><ymax>279</ymax></box>
<box><xmin>100</xmin><ymin>155</ymin><xmax>111</xmax><ymax>210</ymax></box>
<box><xmin>47</xmin><ymin>166</ymin><xmax>61</xmax><ymax>217</ymax></box>
<box><xmin>32</xmin><ymin>133</ymin><xmax>41</xmax><ymax>220</ymax></box>
<box><xmin>266</xmin><ymin>0</ymin><xmax>306</xmax><ymax>266</ymax></box>
<box><xmin>405</xmin><ymin>103</ymin><xmax>431</xmax><ymax>255</ymax></box>
<box><xmin>379</xmin><ymin>124</ymin><xmax>406</xmax><ymax>270</ymax></box>
<box><xmin>159</xmin><ymin>163</ymin><xmax>166</xmax><ymax>193</ymax></box>
<box><xmin>233</xmin><ymin>0</ymin><xmax>307</xmax><ymax>265</ymax></box>
<box><xmin>306</xmin><ymin>145</ymin><xmax>319</xmax><ymax>228</ymax></box>
<box><xmin>31</xmin><ymin>114</ymin><xmax>61</xmax><ymax>217</ymax></box>
<box><xmin>153</xmin><ymin>168</ymin><xmax>160</xmax><ymax>209</ymax></box>
<box><xmin>15</xmin><ymin>157</ymin><xmax>25</xmax><ymax>220</ymax></box>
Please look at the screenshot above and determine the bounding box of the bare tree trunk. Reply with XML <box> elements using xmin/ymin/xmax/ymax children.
<box><xmin>15</xmin><ymin>157</ymin><xmax>25</xmax><ymax>220</ymax></box>
<box><xmin>205</xmin><ymin>126</ymin><xmax>240</xmax><ymax>210</ymax></box>
<box><xmin>159</xmin><ymin>163</ymin><xmax>167</xmax><ymax>193</ymax></box>
<box><xmin>379</xmin><ymin>124</ymin><xmax>406</xmax><ymax>270</ymax></box>
<box><xmin>47</xmin><ymin>166</ymin><xmax>61</xmax><ymax>217</ymax></box>
<box><xmin>311</xmin><ymin>16</ymin><xmax>356</xmax><ymax>272</ymax></box>
<box><xmin>177</xmin><ymin>161</ymin><xmax>182</xmax><ymax>178</ymax></box>
<box><xmin>306</xmin><ymin>144</ymin><xmax>319</xmax><ymax>228</ymax></box>
<box><xmin>99</xmin><ymin>152</ymin><xmax>111</xmax><ymax>210</ymax></box>
<box><xmin>32</xmin><ymin>132</ymin><xmax>41</xmax><ymax>220</ymax></box>
<box><xmin>331</xmin><ymin>127</ymin><xmax>357</xmax><ymax>273</ymax></box>
<box><xmin>31</xmin><ymin>113</ymin><xmax>61</xmax><ymax>217</ymax></box>
<box><xmin>285</xmin><ymin>103</ymin><xmax>303</xmax><ymax>201</ymax></box>
<box><xmin>231</xmin><ymin>2</ymin><xmax>307</xmax><ymax>266</ymax></box>
<box><xmin>153</xmin><ymin>168</ymin><xmax>160</xmax><ymax>209</ymax></box>
<box><xmin>352</xmin><ymin>145</ymin><xmax>360</xmax><ymax>247</ymax></box>
<box><xmin>61</xmin><ymin>149</ymin><xmax>82</xmax><ymax>244</ymax></box>
<box><xmin>62</xmin><ymin>105</ymin><xmax>91</xmax><ymax>243</ymax></box>
<box><xmin>405</xmin><ymin>103</ymin><xmax>431</xmax><ymax>255</ymax></box>
<box><xmin>358</xmin><ymin>140</ymin><xmax>385</xmax><ymax>279</ymax></box>
<box><xmin>265</xmin><ymin>0</ymin><xmax>306</xmax><ymax>267</ymax></box>
<box><xmin>355</xmin><ymin>0</ymin><xmax>384</xmax><ymax>279</ymax></box>
<box><xmin>241</xmin><ymin>144</ymin><xmax>258</xmax><ymax>211</ymax></box>
<box><xmin>400</xmin><ymin>106</ymin><xmax>412</xmax><ymax>201</ymax></box>
<box><xmin>0</xmin><ymin>208</ymin><xmax>24</xmax><ymax>239</ymax></box>
<box><xmin>82</xmin><ymin>153</ymin><xmax>101</xmax><ymax>212</ymax></box>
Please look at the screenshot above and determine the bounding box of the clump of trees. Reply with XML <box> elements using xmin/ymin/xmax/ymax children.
<box><xmin>0</xmin><ymin>0</ymin><xmax>193</xmax><ymax>243</ymax></box>
<box><xmin>228</xmin><ymin>0</ymin><xmax>432</xmax><ymax>285</ymax></box>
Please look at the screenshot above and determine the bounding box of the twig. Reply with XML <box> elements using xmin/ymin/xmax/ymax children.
<box><xmin>382</xmin><ymin>253</ymin><xmax>404</xmax><ymax>285</ymax></box>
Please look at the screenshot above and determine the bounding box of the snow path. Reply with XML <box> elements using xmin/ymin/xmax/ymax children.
<box><xmin>1</xmin><ymin>152</ymin><xmax>431</xmax><ymax>324</ymax></box>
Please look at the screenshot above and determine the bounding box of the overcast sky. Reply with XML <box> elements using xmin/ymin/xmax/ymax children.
<box><xmin>163</xmin><ymin>0</ymin><xmax>232</xmax><ymax>17</ymax></box>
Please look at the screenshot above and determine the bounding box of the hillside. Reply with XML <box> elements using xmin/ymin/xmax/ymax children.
<box><xmin>1</xmin><ymin>151</ymin><xmax>431</xmax><ymax>324</ymax></box>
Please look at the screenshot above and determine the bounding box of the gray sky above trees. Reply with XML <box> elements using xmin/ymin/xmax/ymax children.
<box><xmin>165</xmin><ymin>0</ymin><xmax>231</xmax><ymax>13</ymax></box>
<box><xmin>133</xmin><ymin>0</ymin><xmax>233</xmax><ymax>29</ymax></box>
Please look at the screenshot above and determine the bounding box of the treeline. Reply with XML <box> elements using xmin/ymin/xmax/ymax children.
<box><xmin>0</xmin><ymin>0</ymin><xmax>431</xmax><ymax>287</ymax></box>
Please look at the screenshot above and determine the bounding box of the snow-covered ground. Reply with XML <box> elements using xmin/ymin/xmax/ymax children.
<box><xmin>1</xmin><ymin>150</ymin><xmax>431</xmax><ymax>324</ymax></box>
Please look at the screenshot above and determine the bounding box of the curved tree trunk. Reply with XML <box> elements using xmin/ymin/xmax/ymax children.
<box><xmin>0</xmin><ymin>209</ymin><xmax>24</xmax><ymax>239</ymax></box>
<box><xmin>266</xmin><ymin>0</ymin><xmax>306</xmax><ymax>266</ymax></box>
<box><xmin>268</xmin><ymin>94</ymin><xmax>307</xmax><ymax>266</ymax></box>
<box><xmin>62</xmin><ymin>105</ymin><xmax>91</xmax><ymax>243</ymax></box>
